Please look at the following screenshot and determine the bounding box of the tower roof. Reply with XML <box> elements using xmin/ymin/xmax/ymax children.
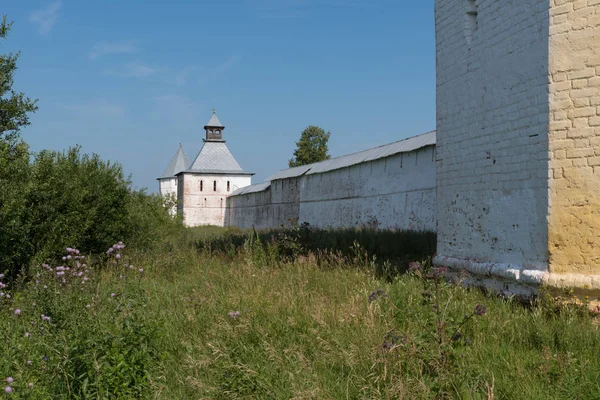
<box><xmin>159</xmin><ymin>144</ymin><xmax>191</xmax><ymax>179</ymax></box>
<box><xmin>182</xmin><ymin>141</ymin><xmax>253</xmax><ymax>175</ymax></box>
<box><xmin>204</xmin><ymin>109</ymin><xmax>224</xmax><ymax>128</ymax></box>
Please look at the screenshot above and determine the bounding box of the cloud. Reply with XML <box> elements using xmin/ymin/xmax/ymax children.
<box><xmin>174</xmin><ymin>66</ymin><xmax>198</xmax><ymax>86</ymax></box>
<box><xmin>58</xmin><ymin>99</ymin><xmax>126</xmax><ymax>118</ymax></box>
<box><xmin>105</xmin><ymin>62</ymin><xmax>159</xmax><ymax>78</ymax></box>
<box><xmin>149</xmin><ymin>95</ymin><xmax>203</xmax><ymax>128</ymax></box>
<box><xmin>89</xmin><ymin>40</ymin><xmax>139</xmax><ymax>60</ymax></box>
<box><xmin>29</xmin><ymin>1</ymin><xmax>62</xmax><ymax>35</ymax></box>
<box><xmin>197</xmin><ymin>55</ymin><xmax>241</xmax><ymax>86</ymax></box>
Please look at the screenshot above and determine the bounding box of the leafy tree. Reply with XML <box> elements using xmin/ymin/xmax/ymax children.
<box><xmin>0</xmin><ymin>16</ymin><xmax>38</xmax><ymax>143</ymax></box>
<box><xmin>288</xmin><ymin>125</ymin><xmax>331</xmax><ymax>167</ymax></box>
<box><xmin>0</xmin><ymin>16</ymin><xmax>37</xmax><ymax>276</ymax></box>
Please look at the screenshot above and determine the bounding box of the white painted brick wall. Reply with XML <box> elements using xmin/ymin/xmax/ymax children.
<box><xmin>226</xmin><ymin>146</ymin><xmax>437</xmax><ymax>232</ymax></box>
<box><xmin>436</xmin><ymin>0</ymin><xmax>550</xmax><ymax>270</ymax></box>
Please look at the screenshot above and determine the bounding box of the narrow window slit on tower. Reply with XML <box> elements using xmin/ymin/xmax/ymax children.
<box><xmin>213</xmin><ymin>181</ymin><xmax>217</xmax><ymax>191</ymax></box>
<box><xmin>227</xmin><ymin>181</ymin><xmax>230</xmax><ymax>191</ymax></box>
<box><xmin>465</xmin><ymin>0</ymin><xmax>478</xmax><ymax>45</ymax></box>
<box><xmin>200</xmin><ymin>180</ymin><xmax>203</xmax><ymax>191</ymax></box>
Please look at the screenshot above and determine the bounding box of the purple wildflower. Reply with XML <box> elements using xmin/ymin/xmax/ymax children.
<box><xmin>368</xmin><ymin>289</ymin><xmax>387</xmax><ymax>303</ymax></box>
<box><xmin>6</xmin><ymin>378</ymin><xmax>13</xmax><ymax>384</ymax></box>
<box><xmin>408</xmin><ymin>261</ymin><xmax>422</xmax><ymax>273</ymax></box>
<box><xmin>4</xmin><ymin>386</ymin><xmax>12</xmax><ymax>394</ymax></box>
<box><xmin>25</xmin><ymin>332</ymin><xmax>30</xmax><ymax>338</ymax></box>
<box><xmin>26</xmin><ymin>360</ymin><xmax>32</xmax><ymax>366</ymax></box>
<box><xmin>107</xmin><ymin>248</ymin><xmax>114</xmax><ymax>254</ymax></box>
<box><xmin>111</xmin><ymin>293</ymin><xmax>116</xmax><ymax>297</ymax></box>
<box><xmin>228</xmin><ymin>311</ymin><xmax>241</xmax><ymax>319</ymax></box>
<box><xmin>139</xmin><ymin>268</ymin><xmax>143</xmax><ymax>273</ymax></box>
<box><xmin>14</xmin><ymin>309</ymin><xmax>21</xmax><ymax>316</ymax></box>
<box><xmin>115</xmin><ymin>254</ymin><xmax>121</xmax><ymax>260</ymax></box>
<box><xmin>474</xmin><ymin>304</ymin><xmax>487</xmax><ymax>316</ymax></box>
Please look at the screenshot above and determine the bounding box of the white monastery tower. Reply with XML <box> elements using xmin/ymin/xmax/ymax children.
<box><xmin>158</xmin><ymin>144</ymin><xmax>190</xmax><ymax>215</ymax></box>
<box><xmin>174</xmin><ymin>110</ymin><xmax>253</xmax><ymax>227</ymax></box>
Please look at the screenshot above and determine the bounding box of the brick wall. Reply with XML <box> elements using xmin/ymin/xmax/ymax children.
<box><xmin>548</xmin><ymin>0</ymin><xmax>600</xmax><ymax>274</ymax></box>
<box><xmin>436</xmin><ymin>0</ymin><xmax>550</xmax><ymax>270</ymax></box>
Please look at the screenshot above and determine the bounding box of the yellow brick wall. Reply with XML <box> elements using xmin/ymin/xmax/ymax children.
<box><xmin>549</xmin><ymin>0</ymin><xmax>600</xmax><ymax>274</ymax></box>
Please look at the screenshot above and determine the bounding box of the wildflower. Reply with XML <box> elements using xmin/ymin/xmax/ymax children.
<box><xmin>368</xmin><ymin>289</ymin><xmax>387</xmax><ymax>303</ymax></box>
<box><xmin>83</xmin><ymin>277</ymin><xmax>89</xmax><ymax>282</ymax></box>
<box><xmin>85</xmin><ymin>304</ymin><xmax>90</xmax><ymax>309</ymax></box>
<box><xmin>62</xmin><ymin>256</ymin><xmax>66</xmax><ymax>261</ymax></box>
<box><xmin>474</xmin><ymin>304</ymin><xmax>487</xmax><ymax>316</ymax></box>
<box><xmin>14</xmin><ymin>309</ymin><xmax>21</xmax><ymax>316</ymax></box>
<box><xmin>43</xmin><ymin>356</ymin><xmax>48</xmax><ymax>361</ymax></box>
<box><xmin>408</xmin><ymin>261</ymin><xmax>422</xmax><ymax>273</ymax></box>
<box><xmin>228</xmin><ymin>311</ymin><xmax>241</xmax><ymax>319</ymax></box>
<box><xmin>139</xmin><ymin>268</ymin><xmax>144</xmax><ymax>273</ymax></box>
<box><xmin>4</xmin><ymin>386</ymin><xmax>12</xmax><ymax>394</ymax></box>
<box><xmin>26</xmin><ymin>360</ymin><xmax>32</xmax><ymax>366</ymax></box>
<box><xmin>6</xmin><ymin>377</ymin><xmax>13</xmax><ymax>384</ymax></box>
<box><xmin>107</xmin><ymin>248</ymin><xmax>114</xmax><ymax>254</ymax></box>
<box><xmin>25</xmin><ymin>332</ymin><xmax>30</xmax><ymax>338</ymax></box>
<box><xmin>129</xmin><ymin>265</ymin><xmax>134</xmax><ymax>270</ymax></box>
<box><xmin>119</xmin><ymin>275</ymin><xmax>124</xmax><ymax>280</ymax></box>
<box><xmin>115</xmin><ymin>254</ymin><xmax>121</xmax><ymax>260</ymax></box>
<box><xmin>111</xmin><ymin>293</ymin><xmax>116</xmax><ymax>297</ymax></box>
<box><xmin>0</xmin><ymin>274</ymin><xmax>3</xmax><ymax>278</ymax></box>
<box><xmin>0</xmin><ymin>293</ymin><xmax>4</xmax><ymax>297</ymax></box>
<box><xmin>66</xmin><ymin>255</ymin><xmax>72</xmax><ymax>260</ymax></box>
<box><xmin>56</xmin><ymin>271</ymin><xmax>65</xmax><ymax>276</ymax></box>
<box><xmin>41</xmin><ymin>314</ymin><xmax>51</xmax><ymax>322</ymax></box>
<box><xmin>6</xmin><ymin>294</ymin><xmax>10</xmax><ymax>299</ymax></box>
<box><xmin>28</xmin><ymin>383</ymin><xmax>33</xmax><ymax>389</ymax></box>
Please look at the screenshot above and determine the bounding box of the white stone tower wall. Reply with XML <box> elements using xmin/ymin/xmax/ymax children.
<box><xmin>179</xmin><ymin>174</ymin><xmax>251</xmax><ymax>227</ymax></box>
<box><xmin>435</xmin><ymin>0</ymin><xmax>551</xmax><ymax>270</ymax></box>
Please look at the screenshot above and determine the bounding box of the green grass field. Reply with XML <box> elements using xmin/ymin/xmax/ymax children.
<box><xmin>1</xmin><ymin>227</ymin><xmax>600</xmax><ymax>399</ymax></box>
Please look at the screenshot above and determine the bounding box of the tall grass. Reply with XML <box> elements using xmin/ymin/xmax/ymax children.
<box><xmin>1</xmin><ymin>228</ymin><xmax>600</xmax><ymax>399</ymax></box>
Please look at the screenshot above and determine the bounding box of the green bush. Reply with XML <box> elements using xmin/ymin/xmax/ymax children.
<box><xmin>0</xmin><ymin>145</ymin><xmax>182</xmax><ymax>279</ymax></box>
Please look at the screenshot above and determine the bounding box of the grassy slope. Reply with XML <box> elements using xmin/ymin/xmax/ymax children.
<box><xmin>2</xmin><ymin>230</ymin><xmax>600</xmax><ymax>399</ymax></box>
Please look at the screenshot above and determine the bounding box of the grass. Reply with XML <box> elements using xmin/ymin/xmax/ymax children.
<box><xmin>1</xmin><ymin>228</ymin><xmax>600</xmax><ymax>399</ymax></box>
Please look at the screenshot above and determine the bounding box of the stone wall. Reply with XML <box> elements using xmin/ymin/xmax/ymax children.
<box><xmin>299</xmin><ymin>146</ymin><xmax>436</xmax><ymax>231</ymax></box>
<box><xmin>435</xmin><ymin>0</ymin><xmax>551</xmax><ymax>280</ymax></box>
<box><xmin>226</xmin><ymin>145</ymin><xmax>436</xmax><ymax>232</ymax></box>
<box><xmin>548</xmin><ymin>0</ymin><xmax>600</xmax><ymax>279</ymax></box>
<box><xmin>178</xmin><ymin>174</ymin><xmax>251</xmax><ymax>227</ymax></box>
<box><xmin>158</xmin><ymin>177</ymin><xmax>177</xmax><ymax>215</ymax></box>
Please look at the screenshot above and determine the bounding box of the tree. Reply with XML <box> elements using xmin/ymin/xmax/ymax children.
<box><xmin>288</xmin><ymin>125</ymin><xmax>331</xmax><ymax>167</ymax></box>
<box><xmin>0</xmin><ymin>16</ymin><xmax>37</xmax><ymax>276</ymax></box>
<box><xmin>0</xmin><ymin>16</ymin><xmax>38</xmax><ymax>143</ymax></box>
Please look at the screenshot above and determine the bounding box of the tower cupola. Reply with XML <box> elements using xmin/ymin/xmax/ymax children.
<box><xmin>204</xmin><ymin>108</ymin><xmax>225</xmax><ymax>141</ymax></box>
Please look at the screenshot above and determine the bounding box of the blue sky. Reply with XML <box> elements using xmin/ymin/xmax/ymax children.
<box><xmin>4</xmin><ymin>0</ymin><xmax>435</xmax><ymax>191</ymax></box>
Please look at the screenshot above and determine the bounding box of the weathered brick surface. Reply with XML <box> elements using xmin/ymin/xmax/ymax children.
<box><xmin>436</xmin><ymin>0</ymin><xmax>551</xmax><ymax>270</ymax></box>
<box><xmin>548</xmin><ymin>0</ymin><xmax>600</xmax><ymax>274</ymax></box>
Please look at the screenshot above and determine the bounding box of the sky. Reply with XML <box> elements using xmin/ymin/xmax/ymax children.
<box><xmin>3</xmin><ymin>0</ymin><xmax>436</xmax><ymax>192</ymax></box>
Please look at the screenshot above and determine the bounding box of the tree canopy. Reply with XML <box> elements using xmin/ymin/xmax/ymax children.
<box><xmin>0</xmin><ymin>16</ymin><xmax>38</xmax><ymax>143</ymax></box>
<box><xmin>288</xmin><ymin>125</ymin><xmax>331</xmax><ymax>167</ymax></box>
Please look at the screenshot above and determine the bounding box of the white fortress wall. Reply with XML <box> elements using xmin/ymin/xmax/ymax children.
<box><xmin>179</xmin><ymin>174</ymin><xmax>251</xmax><ymax>227</ymax></box>
<box><xmin>435</xmin><ymin>0</ymin><xmax>551</xmax><ymax>277</ymax></box>
<box><xmin>226</xmin><ymin>133</ymin><xmax>437</xmax><ymax>232</ymax></box>
<box><xmin>299</xmin><ymin>145</ymin><xmax>436</xmax><ymax>231</ymax></box>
